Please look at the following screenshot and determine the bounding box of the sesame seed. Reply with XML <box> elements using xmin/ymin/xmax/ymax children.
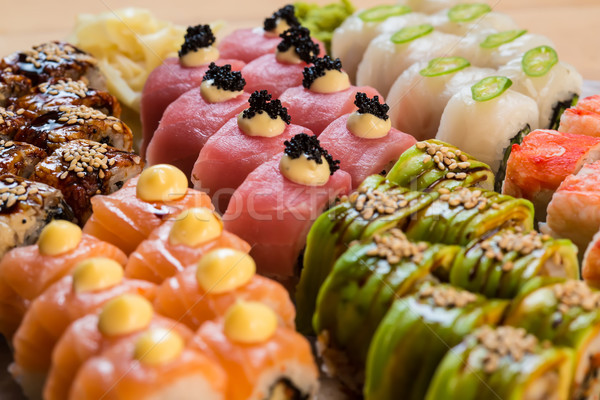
<box><xmin>349</xmin><ymin>188</ymin><xmax>411</xmax><ymax>220</ymax></box>
<box><xmin>474</xmin><ymin>326</ymin><xmax>538</xmax><ymax>373</ymax></box>
<box><xmin>37</xmin><ymin>78</ymin><xmax>89</xmax><ymax>98</ymax></box>
<box><xmin>368</xmin><ymin>228</ymin><xmax>428</xmax><ymax>264</ymax></box>
<box><xmin>418</xmin><ymin>141</ymin><xmax>472</xmax><ymax>176</ymax></box>
<box><xmin>551</xmin><ymin>281</ymin><xmax>600</xmax><ymax>314</ymax></box>
<box><xmin>418</xmin><ymin>285</ymin><xmax>477</xmax><ymax>308</ymax></box>
<box><xmin>57</xmin><ymin>105</ymin><xmax>117</xmax><ymax>126</ymax></box>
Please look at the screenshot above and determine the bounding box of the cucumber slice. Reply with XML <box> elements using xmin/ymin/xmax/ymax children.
<box><xmin>448</xmin><ymin>3</ymin><xmax>491</xmax><ymax>23</ymax></box>
<box><xmin>480</xmin><ymin>29</ymin><xmax>527</xmax><ymax>49</ymax></box>
<box><xmin>359</xmin><ymin>5</ymin><xmax>411</xmax><ymax>22</ymax></box>
<box><xmin>420</xmin><ymin>57</ymin><xmax>470</xmax><ymax>77</ymax></box>
<box><xmin>522</xmin><ymin>45</ymin><xmax>559</xmax><ymax>77</ymax></box>
<box><xmin>391</xmin><ymin>24</ymin><xmax>434</xmax><ymax>44</ymax></box>
<box><xmin>471</xmin><ymin>76</ymin><xmax>512</xmax><ymax>102</ymax></box>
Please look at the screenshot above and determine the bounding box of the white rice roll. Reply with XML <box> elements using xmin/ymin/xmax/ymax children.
<box><xmin>498</xmin><ymin>46</ymin><xmax>583</xmax><ymax>129</ymax></box>
<box><xmin>387</xmin><ymin>57</ymin><xmax>494</xmax><ymax>140</ymax></box>
<box><xmin>436</xmin><ymin>76</ymin><xmax>539</xmax><ymax>173</ymax></box>
<box><xmin>397</xmin><ymin>0</ymin><xmax>467</xmax><ymax>15</ymax></box>
<box><xmin>430</xmin><ymin>4</ymin><xmax>519</xmax><ymax>37</ymax></box>
<box><xmin>356</xmin><ymin>25</ymin><xmax>461</xmax><ymax>97</ymax></box>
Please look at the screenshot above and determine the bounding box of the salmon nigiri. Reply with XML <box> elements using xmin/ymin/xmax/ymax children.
<box><xmin>83</xmin><ymin>164</ymin><xmax>212</xmax><ymax>255</ymax></box>
<box><xmin>11</xmin><ymin>257</ymin><xmax>156</xmax><ymax>400</ymax></box>
<box><xmin>154</xmin><ymin>248</ymin><xmax>295</xmax><ymax>330</ymax></box>
<box><xmin>0</xmin><ymin>220</ymin><xmax>127</xmax><ymax>339</ymax></box>
<box><xmin>558</xmin><ymin>95</ymin><xmax>600</xmax><ymax>137</ymax></box>
<box><xmin>125</xmin><ymin>207</ymin><xmax>250</xmax><ymax>284</ymax></box>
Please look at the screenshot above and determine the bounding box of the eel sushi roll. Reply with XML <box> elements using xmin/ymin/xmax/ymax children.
<box><xmin>449</xmin><ymin>227</ymin><xmax>579</xmax><ymax>299</ymax></box>
<box><xmin>195</xmin><ymin>301</ymin><xmax>319</xmax><ymax>400</ymax></box>
<box><xmin>10</xmin><ymin>257</ymin><xmax>156</xmax><ymax>399</ymax></box>
<box><xmin>0</xmin><ymin>70</ymin><xmax>32</xmax><ymax>107</ymax></box>
<box><xmin>318</xmin><ymin>92</ymin><xmax>416</xmax><ymax>188</ymax></box>
<box><xmin>223</xmin><ymin>133</ymin><xmax>351</xmax><ymax>285</ymax></box>
<box><xmin>425</xmin><ymin>325</ymin><xmax>574</xmax><ymax>400</ymax></box>
<box><xmin>436</xmin><ymin>75</ymin><xmax>539</xmax><ymax>189</ymax></box>
<box><xmin>0</xmin><ymin>220</ymin><xmax>126</xmax><ymax>339</ymax></box>
<box><xmin>385</xmin><ymin>139</ymin><xmax>495</xmax><ymax>192</ymax></box>
<box><xmin>295</xmin><ymin>175</ymin><xmax>437</xmax><ymax>333</ymax></box>
<box><xmin>0</xmin><ymin>140</ymin><xmax>47</xmax><ymax>178</ymax></box>
<box><xmin>15</xmin><ymin>104</ymin><xmax>133</xmax><ymax>153</ymax></box>
<box><xmin>219</xmin><ymin>5</ymin><xmax>302</xmax><ymax>63</ymax></box>
<box><xmin>45</xmin><ymin>295</ymin><xmax>181</xmax><ymax>400</ymax></box>
<box><xmin>429</xmin><ymin>3</ymin><xmax>519</xmax><ymax>37</ymax></box>
<box><xmin>0</xmin><ymin>41</ymin><xmax>105</xmax><ymax>89</ymax></box>
<box><xmin>83</xmin><ymin>164</ymin><xmax>213</xmax><ymax>255</ymax></box>
<box><xmin>125</xmin><ymin>207</ymin><xmax>250</xmax><ymax>284</ymax></box>
<box><xmin>0</xmin><ymin>106</ymin><xmax>34</xmax><ymax>139</ymax></box>
<box><xmin>356</xmin><ymin>24</ymin><xmax>461</xmax><ymax>97</ymax></box>
<box><xmin>313</xmin><ymin>230</ymin><xmax>460</xmax><ymax>391</ymax></box>
<box><xmin>154</xmin><ymin>248</ymin><xmax>295</xmax><ymax>330</ymax></box>
<box><xmin>69</xmin><ymin>318</ymin><xmax>226</xmax><ymax>400</ymax></box>
<box><xmin>505</xmin><ymin>280</ymin><xmax>600</xmax><ymax>398</ymax></box>
<box><xmin>279</xmin><ymin>55</ymin><xmax>381</xmax><ymax>135</ymax></box>
<box><xmin>502</xmin><ymin>129</ymin><xmax>600</xmax><ymax>221</ymax></box>
<box><xmin>364</xmin><ymin>284</ymin><xmax>508</xmax><ymax>400</ymax></box>
<box><xmin>559</xmin><ymin>95</ymin><xmax>600</xmax><ymax>138</ymax></box>
<box><xmin>191</xmin><ymin>90</ymin><xmax>312</xmax><ymax>213</ymax></box>
<box><xmin>498</xmin><ymin>45</ymin><xmax>582</xmax><ymax>130</ymax></box>
<box><xmin>31</xmin><ymin>139</ymin><xmax>143</xmax><ymax>224</ymax></box>
<box><xmin>141</xmin><ymin>24</ymin><xmax>246</xmax><ymax>156</ymax></box>
<box><xmin>386</xmin><ymin>59</ymin><xmax>495</xmax><ymax>141</ymax></box>
<box><xmin>146</xmin><ymin>63</ymin><xmax>250</xmax><ymax>176</ymax></box>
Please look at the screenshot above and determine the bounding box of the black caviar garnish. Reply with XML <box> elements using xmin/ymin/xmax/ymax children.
<box><xmin>202</xmin><ymin>63</ymin><xmax>246</xmax><ymax>91</ymax></box>
<box><xmin>179</xmin><ymin>25</ymin><xmax>216</xmax><ymax>57</ymax></box>
<box><xmin>302</xmin><ymin>56</ymin><xmax>343</xmax><ymax>89</ymax></box>
<box><xmin>354</xmin><ymin>92</ymin><xmax>389</xmax><ymax>120</ymax></box>
<box><xmin>242</xmin><ymin>90</ymin><xmax>291</xmax><ymax>123</ymax></box>
<box><xmin>283</xmin><ymin>133</ymin><xmax>340</xmax><ymax>175</ymax></box>
<box><xmin>264</xmin><ymin>5</ymin><xmax>300</xmax><ymax>32</ymax></box>
<box><xmin>277</xmin><ymin>26</ymin><xmax>320</xmax><ymax>64</ymax></box>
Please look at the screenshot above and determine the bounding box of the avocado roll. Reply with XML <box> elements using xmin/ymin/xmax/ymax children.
<box><xmin>365</xmin><ymin>283</ymin><xmax>509</xmax><ymax>400</ymax></box>
<box><xmin>449</xmin><ymin>228</ymin><xmax>579</xmax><ymax>298</ymax></box>
<box><xmin>313</xmin><ymin>230</ymin><xmax>460</xmax><ymax>392</ymax></box>
<box><xmin>426</xmin><ymin>325</ymin><xmax>574</xmax><ymax>400</ymax></box>
<box><xmin>505</xmin><ymin>280</ymin><xmax>600</xmax><ymax>398</ymax></box>
<box><xmin>385</xmin><ymin>139</ymin><xmax>494</xmax><ymax>192</ymax></box>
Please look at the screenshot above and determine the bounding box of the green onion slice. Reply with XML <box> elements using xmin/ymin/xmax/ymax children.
<box><xmin>522</xmin><ymin>45</ymin><xmax>558</xmax><ymax>77</ymax></box>
<box><xmin>480</xmin><ymin>29</ymin><xmax>527</xmax><ymax>49</ymax></box>
<box><xmin>448</xmin><ymin>3</ymin><xmax>492</xmax><ymax>23</ymax></box>
<box><xmin>359</xmin><ymin>5</ymin><xmax>411</xmax><ymax>22</ymax></box>
<box><xmin>471</xmin><ymin>76</ymin><xmax>512</xmax><ymax>102</ymax></box>
<box><xmin>420</xmin><ymin>57</ymin><xmax>471</xmax><ymax>77</ymax></box>
<box><xmin>391</xmin><ymin>24</ymin><xmax>434</xmax><ymax>44</ymax></box>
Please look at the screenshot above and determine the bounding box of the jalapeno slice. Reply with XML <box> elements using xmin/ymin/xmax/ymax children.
<box><xmin>391</xmin><ymin>24</ymin><xmax>434</xmax><ymax>44</ymax></box>
<box><xmin>480</xmin><ymin>29</ymin><xmax>527</xmax><ymax>49</ymax></box>
<box><xmin>522</xmin><ymin>45</ymin><xmax>559</xmax><ymax>77</ymax></box>
<box><xmin>359</xmin><ymin>5</ymin><xmax>411</xmax><ymax>22</ymax></box>
<box><xmin>471</xmin><ymin>76</ymin><xmax>512</xmax><ymax>102</ymax></box>
<box><xmin>448</xmin><ymin>3</ymin><xmax>491</xmax><ymax>23</ymax></box>
<box><xmin>420</xmin><ymin>57</ymin><xmax>471</xmax><ymax>77</ymax></box>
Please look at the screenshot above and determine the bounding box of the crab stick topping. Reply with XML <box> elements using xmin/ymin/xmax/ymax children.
<box><xmin>134</xmin><ymin>328</ymin><xmax>184</xmax><ymax>366</ymax></box>
<box><xmin>178</xmin><ymin>24</ymin><xmax>220</xmax><ymax>67</ymax></box>
<box><xmin>38</xmin><ymin>220</ymin><xmax>82</xmax><ymax>256</ymax></box>
<box><xmin>169</xmin><ymin>207</ymin><xmax>223</xmax><ymax>246</ymax></box>
<box><xmin>72</xmin><ymin>257</ymin><xmax>124</xmax><ymax>293</ymax></box>
<box><xmin>237</xmin><ymin>90</ymin><xmax>290</xmax><ymax>137</ymax></box>
<box><xmin>200</xmin><ymin>63</ymin><xmax>246</xmax><ymax>104</ymax></box>
<box><xmin>136</xmin><ymin>164</ymin><xmax>188</xmax><ymax>202</ymax></box>
<box><xmin>195</xmin><ymin>248</ymin><xmax>255</xmax><ymax>293</ymax></box>
<box><xmin>224</xmin><ymin>301</ymin><xmax>277</xmax><ymax>344</ymax></box>
<box><xmin>98</xmin><ymin>294</ymin><xmax>154</xmax><ymax>337</ymax></box>
<box><xmin>280</xmin><ymin>133</ymin><xmax>340</xmax><ymax>186</ymax></box>
<box><xmin>303</xmin><ymin>56</ymin><xmax>350</xmax><ymax>94</ymax></box>
<box><xmin>346</xmin><ymin>92</ymin><xmax>392</xmax><ymax>139</ymax></box>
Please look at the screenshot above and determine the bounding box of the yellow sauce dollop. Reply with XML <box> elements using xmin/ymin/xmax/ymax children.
<box><xmin>310</xmin><ymin>70</ymin><xmax>350</xmax><ymax>94</ymax></box>
<box><xmin>196</xmin><ymin>248</ymin><xmax>255</xmax><ymax>293</ymax></box>
<box><xmin>280</xmin><ymin>154</ymin><xmax>330</xmax><ymax>186</ymax></box>
<box><xmin>346</xmin><ymin>112</ymin><xmax>391</xmax><ymax>139</ymax></box>
<box><xmin>224</xmin><ymin>301</ymin><xmax>277</xmax><ymax>344</ymax></box>
<box><xmin>72</xmin><ymin>257</ymin><xmax>124</xmax><ymax>293</ymax></box>
<box><xmin>266</xmin><ymin>19</ymin><xmax>291</xmax><ymax>37</ymax></box>
<box><xmin>134</xmin><ymin>327</ymin><xmax>184</xmax><ymax>366</ymax></box>
<box><xmin>136</xmin><ymin>164</ymin><xmax>188</xmax><ymax>202</ymax></box>
<box><xmin>169</xmin><ymin>207</ymin><xmax>223</xmax><ymax>247</ymax></box>
<box><xmin>38</xmin><ymin>220</ymin><xmax>82</xmax><ymax>256</ymax></box>
<box><xmin>275</xmin><ymin>47</ymin><xmax>302</xmax><ymax>65</ymax></box>
<box><xmin>98</xmin><ymin>294</ymin><xmax>154</xmax><ymax>337</ymax></box>
<box><xmin>200</xmin><ymin>79</ymin><xmax>243</xmax><ymax>104</ymax></box>
<box><xmin>179</xmin><ymin>46</ymin><xmax>220</xmax><ymax>67</ymax></box>
<box><xmin>237</xmin><ymin>112</ymin><xmax>287</xmax><ymax>137</ymax></box>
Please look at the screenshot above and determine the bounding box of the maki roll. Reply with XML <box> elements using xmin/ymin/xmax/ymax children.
<box><xmin>0</xmin><ymin>106</ymin><xmax>33</xmax><ymax>139</ymax></box>
<box><xmin>559</xmin><ymin>94</ymin><xmax>600</xmax><ymax>138</ymax></box>
<box><xmin>318</xmin><ymin>92</ymin><xmax>416</xmax><ymax>188</ymax></box>
<box><xmin>449</xmin><ymin>227</ymin><xmax>579</xmax><ymax>299</ymax></box>
<box><xmin>146</xmin><ymin>63</ymin><xmax>250</xmax><ymax>176</ymax></box>
<box><xmin>31</xmin><ymin>139</ymin><xmax>143</xmax><ymax>224</ymax></box>
<box><xmin>0</xmin><ymin>70</ymin><xmax>32</xmax><ymax>107</ymax></box>
<box><xmin>425</xmin><ymin>326</ymin><xmax>574</xmax><ymax>400</ymax></box>
<box><xmin>191</xmin><ymin>90</ymin><xmax>311</xmax><ymax>213</ymax></box>
<box><xmin>154</xmin><ymin>248</ymin><xmax>295</xmax><ymax>330</ymax></box>
<box><xmin>436</xmin><ymin>76</ymin><xmax>539</xmax><ymax>189</ymax></box>
<box><xmin>386</xmin><ymin>57</ymin><xmax>495</xmax><ymax>141</ymax></box>
<box><xmin>0</xmin><ymin>140</ymin><xmax>47</xmax><ymax>178</ymax></box>
<box><xmin>385</xmin><ymin>139</ymin><xmax>494</xmax><ymax>192</ymax></box>
<box><xmin>364</xmin><ymin>284</ymin><xmax>508</xmax><ymax>400</ymax></box>
<box><xmin>125</xmin><ymin>207</ymin><xmax>250</xmax><ymax>284</ymax></box>
<box><xmin>141</xmin><ymin>24</ymin><xmax>246</xmax><ymax>156</ymax></box>
<box><xmin>398</xmin><ymin>0</ymin><xmax>473</xmax><ymax>15</ymax></box>
<box><xmin>430</xmin><ymin>3</ymin><xmax>519</xmax><ymax>37</ymax></box>
<box><xmin>279</xmin><ymin>55</ymin><xmax>381</xmax><ymax>135</ymax></box>
<box><xmin>313</xmin><ymin>230</ymin><xmax>460</xmax><ymax>391</ymax></box>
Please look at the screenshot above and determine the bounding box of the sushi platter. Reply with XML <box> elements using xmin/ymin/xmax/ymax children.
<box><xmin>2</xmin><ymin>0</ymin><xmax>600</xmax><ymax>399</ymax></box>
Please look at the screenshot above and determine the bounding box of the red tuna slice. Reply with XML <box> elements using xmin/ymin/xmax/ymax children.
<box><xmin>145</xmin><ymin>89</ymin><xmax>251</xmax><ymax>177</ymax></box>
<box><xmin>140</xmin><ymin>57</ymin><xmax>245</xmax><ymax>157</ymax></box>
<box><xmin>218</xmin><ymin>28</ymin><xmax>282</xmax><ymax>64</ymax></box>
<box><xmin>191</xmin><ymin>117</ymin><xmax>313</xmax><ymax>213</ymax></box>
<box><xmin>223</xmin><ymin>156</ymin><xmax>351</xmax><ymax>281</ymax></box>
<box><xmin>318</xmin><ymin>114</ymin><xmax>416</xmax><ymax>189</ymax></box>
<box><xmin>279</xmin><ymin>85</ymin><xmax>383</xmax><ymax>135</ymax></box>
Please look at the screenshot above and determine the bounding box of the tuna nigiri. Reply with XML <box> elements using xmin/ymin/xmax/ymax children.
<box><xmin>559</xmin><ymin>95</ymin><xmax>600</xmax><ymax>137</ymax></box>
